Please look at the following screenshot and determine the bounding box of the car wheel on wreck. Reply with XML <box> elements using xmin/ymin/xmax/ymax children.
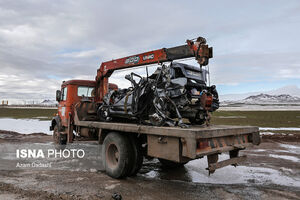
<box><xmin>98</xmin><ymin>105</ymin><xmax>111</xmax><ymax>122</ymax></box>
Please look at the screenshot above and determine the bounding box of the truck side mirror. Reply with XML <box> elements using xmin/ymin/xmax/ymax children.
<box><xmin>56</xmin><ymin>90</ymin><xmax>61</xmax><ymax>102</ymax></box>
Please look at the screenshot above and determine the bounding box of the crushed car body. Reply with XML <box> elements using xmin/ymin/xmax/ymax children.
<box><xmin>98</xmin><ymin>62</ymin><xmax>219</xmax><ymax>127</ymax></box>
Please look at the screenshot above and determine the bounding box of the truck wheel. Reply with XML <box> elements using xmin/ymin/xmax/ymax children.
<box><xmin>128</xmin><ymin>137</ymin><xmax>143</xmax><ymax>176</ymax></box>
<box><xmin>158</xmin><ymin>158</ymin><xmax>187</xmax><ymax>169</ymax></box>
<box><xmin>102</xmin><ymin>132</ymin><xmax>132</xmax><ymax>178</ymax></box>
<box><xmin>53</xmin><ymin>125</ymin><xmax>67</xmax><ymax>145</ymax></box>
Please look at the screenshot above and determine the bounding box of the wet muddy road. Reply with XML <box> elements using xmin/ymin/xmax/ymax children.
<box><xmin>0</xmin><ymin>130</ymin><xmax>299</xmax><ymax>200</ymax></box>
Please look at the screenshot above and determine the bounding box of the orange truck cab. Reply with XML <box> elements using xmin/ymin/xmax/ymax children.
<box><xmin>57</xmin><ymin>80</ymin><xmax>96</xmax><ymax>127</ymax></box>
<box><xmin>50</xmin><ymin>79</ymin><xmax>117</xmax><ymax>143</ymax></box>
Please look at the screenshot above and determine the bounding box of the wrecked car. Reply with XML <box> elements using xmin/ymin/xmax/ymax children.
<box><xmin>97</xmin><ymin>62</ymin><xmax>219</xmax><ymax>127</ymax></box>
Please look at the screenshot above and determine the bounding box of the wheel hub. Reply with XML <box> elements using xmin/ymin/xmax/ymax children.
<box><xmin>106</xmin><ymin>143</ymin><xmax>119</xmax><ymax>169</ymax></box>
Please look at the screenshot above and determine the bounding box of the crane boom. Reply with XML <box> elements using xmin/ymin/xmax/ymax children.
<box><xmin>95</xmin><ymin>37</ymin><xmax>213</xmax><ymax>102</ymax></box>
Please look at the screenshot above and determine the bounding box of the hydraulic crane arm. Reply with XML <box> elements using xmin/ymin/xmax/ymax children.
<box><xmin>95</xmin><ymin>37</ymin><xmax>213</xmax><ymax>102</ymax></box>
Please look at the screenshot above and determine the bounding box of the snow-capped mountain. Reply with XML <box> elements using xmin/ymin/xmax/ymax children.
<box><xmin>242</xmin><ymin>93</ymin><xmax>300</xmax><ymax>104</ymax></box>
<box><xmin>220</xmin><ymin>85</ymin><xmax>300</xmax><ymax>101</ymax></box>
<box><xmin>40</xmin><ymin>99</ymin><xmax>57</xmax><ymax>106</ymax></box>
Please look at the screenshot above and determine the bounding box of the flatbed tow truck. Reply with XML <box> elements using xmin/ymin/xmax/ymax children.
<box><xmin>50</xmin><ymin>36</ymin><xmax>261</xmax><ymax>178</ymax></box>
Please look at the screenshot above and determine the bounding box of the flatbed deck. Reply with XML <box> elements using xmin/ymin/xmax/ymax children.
<box><xmin>62</xmin><ymin>114</ymin><xmax>262</xmax><ymax>176</ymax></box>
<box><xmin>75</xmin><ymin>119</ymin><xmax>260</xmax><ymax>160</ymax></box>
<box><xmin>76</xmin><ymin>120</ymin><xmax>259</xmax><ymax>139</ymax></box>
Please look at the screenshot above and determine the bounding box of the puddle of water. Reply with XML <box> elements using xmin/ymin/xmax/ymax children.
<box><xmin>0</xmin><ymin>118</ymin><xmax>51</xmax><ymax>135</ymax></box>
<box><xmin>141</xmin><ymin>154</ymin><xmax>300</xmax><ymax>187</ymax></box>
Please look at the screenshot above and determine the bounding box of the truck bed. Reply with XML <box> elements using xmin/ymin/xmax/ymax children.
<box><xmin>76</xmin><ymin>120</ymin><xmax>258</xmax><ymax>139</ymax></box>
<box><xmin>74</xmin><ymin>119</ymin><xmax>260</xmax><ymax>169</ymax></box>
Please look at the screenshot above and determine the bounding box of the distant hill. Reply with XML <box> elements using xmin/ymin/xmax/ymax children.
<box><xmin>220</xmin><ymin>85</ymin><xmax>300</xmax><ymax>101</ymax></box>
<box><xmin>242</xmin><ymin>93</ymin><xmax>300</xmax><ymax>104</ymax></box>
<box><xmin>40</xmin><ymin>99</ymin><xmax>57</xmax><ymax>106</ymax></box>
<box><xmin>0</xmin><ymin>91</ymin><xmax>55</xmax><ymax>106</ymax></box>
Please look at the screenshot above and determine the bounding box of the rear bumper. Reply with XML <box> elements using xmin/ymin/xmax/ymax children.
<box><xmin>196</xmin><ymin>143</ymin><xmax>253</xmax><ymax>158</ymax></box>
<box><xmin>195</xmin><ymin>132</ymin><xmax>260</xmax><ymax>158</ymax></box>
<box><xmin>180</xmin><ymin>131</ymin><xmax>260</xmax><ymax>159</ymax></box>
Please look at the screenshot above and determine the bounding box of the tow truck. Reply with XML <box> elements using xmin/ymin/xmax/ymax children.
<box><xmin>50</xmin><ymin>37</ymin><xmax>260</xmax><ymax>178</ymax></box>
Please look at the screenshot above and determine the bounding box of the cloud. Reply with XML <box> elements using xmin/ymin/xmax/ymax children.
<box><xmin>0</xmin><ymin>0</ymin><xmax>299</xmax><ymax>101</ymax></box>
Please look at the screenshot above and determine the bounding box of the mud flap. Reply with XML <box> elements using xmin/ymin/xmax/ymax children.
<box><xmin>67</xmin><ymin>112</ymin><xmax>73</xmax><ymax>143</ymax></box>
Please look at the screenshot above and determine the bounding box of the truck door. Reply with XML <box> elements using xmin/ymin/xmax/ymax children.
<box><xmin>58</xmin><ymin>86</ymin><xmax>69</xmax><ymax>126</ymax></box>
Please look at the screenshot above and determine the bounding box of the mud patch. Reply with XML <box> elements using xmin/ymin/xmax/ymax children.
<box><xmin>0</xmin><ymin>130</ymin><xmax>52</xmax><ymax>143</ymax></box>
<box><xmin>1</xmin><ymin>130</ymin><xmax>300</xmax><ymax>199</ymax></box>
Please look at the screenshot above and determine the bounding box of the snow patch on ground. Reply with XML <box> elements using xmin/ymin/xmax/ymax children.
<box><xmin>279</xmin><ymin>167</ymin><xmax>293</xmax><ymax>173</ymax></box>
<box><xmin>260</xmin><ymin>127</ymin><xmax>300</xmax><ymax>131</ymax></box>
<box><xmin>216</xmin><ymin>116</ymin><xmax>246</xmax><ymax>119</ymax></box>
<box><xmin>260</xmin><ymin>131</ymin><xmax>297</xmax><ymax>136</ymax></box>
<box><xmin>269</xmin><ymin>154</ymin><xmax>300</xmax><ymax>162</ymax></box>
<box><xmin>0</xmin><ymin>118</ymin><xmax>51</xmax><ymax>135</ymax></box>
<box><xmin>32</xmin><ymin>116</ymin><xmax>49</xmax><ymax>119</ymax></box>
<box><xmin>219</xmin><ymin>105</ymin><xmax>300</xmax><ymax>111</ymax></box>
<box><xmin>251</xmin><ymin>149</ymin><xmax>266</xmax><ymax>152</ymax></box>
<box><xmin>280</xmin><ymin>143</ymin><xmax>300</xmax><ymax>149</ymax></box>
<box><xmin>274</xmin><ymin>149</ymin><xmax>290</xmax><ymax>153</ymax></box>
<box><xmin>260</xmin><ymin>132</ymin><xmax>275</xmax><ymax>135</ymax></box>
<box><xmin>279</xmin><ymin>144</ymin><xmax>300</xmax><ymax>154</ymax></box>
<box><xmin>145</xmin><ymin>170</ymin><xmax>160</xmax><ymax>178</ymax></box>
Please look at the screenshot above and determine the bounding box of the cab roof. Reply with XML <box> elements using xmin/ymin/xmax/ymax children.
<box><xmin>62</xmin><ymin>80</ymin><xmax>95</xmax><ymax>87</ymax></box>
<box><xmin>61</xmin><ymin>79</ymin><xmax>118</xmax><ymax>90</ymax></box>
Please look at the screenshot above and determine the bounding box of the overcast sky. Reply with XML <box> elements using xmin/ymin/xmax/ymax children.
<box><xmin>0</xmin><ymin>0</ymin><xmax>300</xmax><ymax>101</ymax></box>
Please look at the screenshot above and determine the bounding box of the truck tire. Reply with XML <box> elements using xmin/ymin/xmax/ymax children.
<box><xmin>102</xmin><ymin>132</ymin><xmax>132</xmax><ymax>178</ymax></box>
<box><xmin>128</xmin><ymin>136</ymin><xmax>143</xmax><ymax>176</ymax></box>
<box><xmin>158</xmin><ymin>158</ymin><xmax>187</xmax><ymax>169</ymax></box>
<box><xmin>53</xmin><ymin>125</ymin><xmax>67</xmax><ymax>145</ymax></box>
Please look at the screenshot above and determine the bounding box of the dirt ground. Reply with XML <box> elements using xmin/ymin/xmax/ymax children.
<box><xmin>0</xmin><ymin>130</ymin><xmax>300</xmax><ymax>200</ymax></box>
